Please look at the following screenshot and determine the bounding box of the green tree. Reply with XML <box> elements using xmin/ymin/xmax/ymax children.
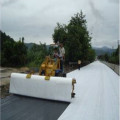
<box><xmin>12</xmin><ymin>40</ymin><xmax>27</xmax><ymax>66</ymax></box>
<box><xmin>53</xmin><ymin>23</ymin><xmax>68</xmax><ymax>44</ymax></box>
<box><xmin>98</xmin><ymin>46</ymin><xmax>119</xmax><ymax>65</ymax></box>
<box><xmin>109</xmin><ymin>46</ymin><xmax>119</xmax><ymax>64</ymax></box>
<box><xmin>1</xmin><ymin>31</ymin><xmax>27</xmax><ymax>67</ymax></box>
<box><xmin>52</xmin><ymin>11</ymin><xmax>95</xmax><ymax>62</ymax></box>
<box><xmin>104</xmin><ymin>53</ymin><xmax>109</xmax><ymax>61</ymax></box>
<box><xmin>27</xmin><ymin>43</ymin><xmax>48</xmax><ymax>67</ymax></box>
<box><xmin>22</xmin><ymin>37</ymin><xmax>24</xmax><ymax>43</ymax></box>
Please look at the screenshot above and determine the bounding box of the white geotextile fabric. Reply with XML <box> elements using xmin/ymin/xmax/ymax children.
<box><xmin>10</xmin><ymin>73</ymin><xmax>73</xmax><ymax>102</ymax></box>
<box><xmin>58</xmin><ymin>61</ymin><xmax>119</xmax><ymax>120</ymax></box>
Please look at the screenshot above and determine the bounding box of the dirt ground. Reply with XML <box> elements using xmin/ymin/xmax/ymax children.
<box><xmin>1</xmin><ymin>67</ymin><xmax>31</xmax><ymax>85</ymax></box>
<box><xmin>0</xmin><ymin>84</ymin><xmax>10</xmax><ymax>98</ymax></box>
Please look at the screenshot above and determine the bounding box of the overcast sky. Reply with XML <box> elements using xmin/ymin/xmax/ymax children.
<box><xmin>1</xmin><ymin>0</ymin><xmax>119</xmax><ymax>48</ymax></box>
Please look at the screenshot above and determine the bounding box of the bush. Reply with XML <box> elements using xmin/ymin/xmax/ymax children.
<box><xmin>26</xmin><ymin>43</ymin><xmax>48</xmax><ymax>67</ymax></box>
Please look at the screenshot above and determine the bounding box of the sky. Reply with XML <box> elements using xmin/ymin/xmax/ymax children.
<box><xmin>1</xmin><ymin>0</ymin><xmax>119</xmax><ymax>48</ymax></box>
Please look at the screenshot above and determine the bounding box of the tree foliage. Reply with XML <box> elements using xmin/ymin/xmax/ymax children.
<box><xmin>98</xmin><ymin>46</ymin><xmax>119</xmax><ymax>65</ymax></box>
<box><xmin>1</xmin><ymin>11</ymin><xmax>96</xmax><ymax>67</ymax></box>
<box><xmin>27</xmin><ymin>43</ymin><xmax>48</xmax><ymax>67</ymax></box>
<box><xmin>1</xmin><ymin>31</ymin><xmax>27</xmax><ymax>67</ymax></box>
<box><xmin>52</xmin><ymin>11</ymin><xmax>95</xmax><ymax>62</ymax></box>
<box><xmin>1</xmin><ymin>31</ymin><xmax>48</xmax><ymax>67</ymax></box>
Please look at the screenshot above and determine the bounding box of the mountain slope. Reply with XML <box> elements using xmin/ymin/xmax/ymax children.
<box><xmin>93</xmin><ymin>46</ymin><xmax>115</xmax><ymax>56</ymax></box>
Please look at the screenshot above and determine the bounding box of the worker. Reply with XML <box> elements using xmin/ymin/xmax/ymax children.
<box><xmin>59</xmin><ymin>43</ymin><xmax>65</xmax><ymax>72</ymax></box>
<box><xmin>78</xmin><ymin>60</ymin><xmax>81</xmax><ymax>70</ymax></box>
<box><xmin>53</xmin><ymin>47</ymin><xmax>59</xmax><ymax>63</ymax></box>
<box><xmin>53</xmin><ymin>48</ymin><xmax>59</xmax><ymax>58</ymax></box>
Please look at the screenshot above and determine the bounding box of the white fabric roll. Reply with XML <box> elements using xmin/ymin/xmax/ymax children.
<box><xmin>10</xmin><ymin>73</ymin><xmax>73</xmax><ymax>102</ymax></box>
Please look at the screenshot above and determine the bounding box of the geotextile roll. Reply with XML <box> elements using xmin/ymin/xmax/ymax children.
<box><xmin>10</xmin><ymin>73</ymin><xmax>75</xmax><ymax>102</ymax></box>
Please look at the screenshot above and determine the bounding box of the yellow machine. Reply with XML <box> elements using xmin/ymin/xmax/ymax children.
<box><xmin>38</xmin><ymin>56</ymin><xmax>76</xmax><ymax>97</ymax></box>
<box><xmin>39</xmin><ymin>56</ymin><xmax>64</xmax><ymax>77</ymax></box>
<box><xmin>10</xmin><ymin>56</ymin><xmax>76</xmax><ymax>100</ymax></box>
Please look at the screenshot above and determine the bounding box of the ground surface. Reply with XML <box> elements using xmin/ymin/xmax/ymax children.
<box><xmin>1</xmin><ymin>95</ymin><xmax>69</xmax><ymax>120</ymax></box>
<box><xmin>0</xmin><ymin>67</ymin><xmax>29</xmax><ymax>86</ymax></box>
<box><xmin>58</xmin><ymin>61</ymin><xmax>119</xmax><ymax>120</ymax></box>
<box><xmin>1</xmin><ymin>61</ymin><xmax>119</xmax><ymax>120</ymax></box>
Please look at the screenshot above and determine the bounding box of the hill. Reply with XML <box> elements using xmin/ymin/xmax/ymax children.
<box><xmin>25</xmin><ymin>43</ymin><xmax>50</xmax><ymax>50</ymax></box>
<box><xmin>93</xmin><ymin>46</ymin><xmax>115</xmax><ymax>56</ymax></box>
<box><xmin>24</xmin><ymin>43</ymin><xmax>35</xmax><ymax>49</ymax></box>
<box><xmin>24</xmin><ymin>43</ymin><xmax>115</xmax><ymax>56</ymax></box>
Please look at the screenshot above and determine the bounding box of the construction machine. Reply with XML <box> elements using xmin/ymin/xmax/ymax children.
<box><xmin>9</xmin><ymin>56</ymin><xmax>76</xmax><ymax>102</ymax></box>
<box><xmin>39</xmin><ymin>56</ymin><xmax>66</xmax><ymax>78</ymax></box>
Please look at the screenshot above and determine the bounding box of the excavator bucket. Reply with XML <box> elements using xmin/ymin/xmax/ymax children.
<box><xmin>9</xmin><ymin>73</ymin><xmax>76</xmax><ymax>102</ymax></box>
